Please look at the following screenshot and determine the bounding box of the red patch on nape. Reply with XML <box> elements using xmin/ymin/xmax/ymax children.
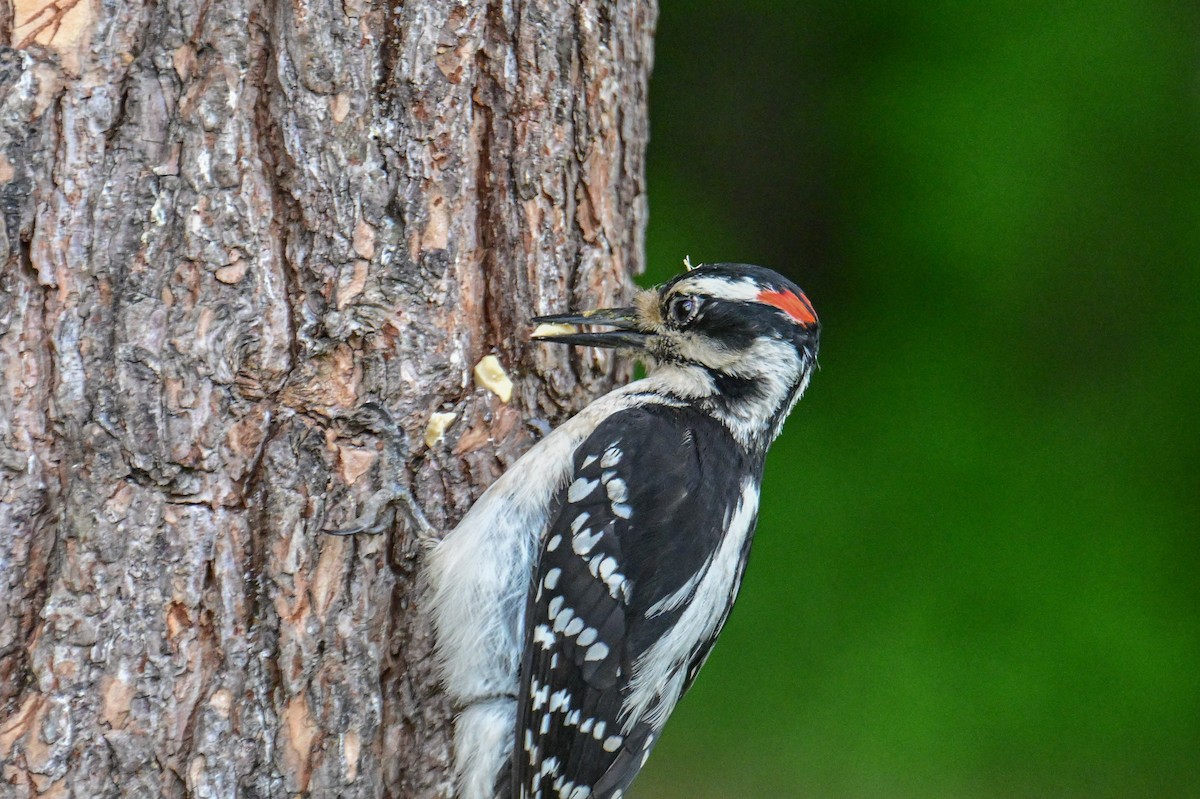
<box><xmin>757</xmin><ymin>288</ymin><xmax>818</xmax><ymax>326</ymax></box>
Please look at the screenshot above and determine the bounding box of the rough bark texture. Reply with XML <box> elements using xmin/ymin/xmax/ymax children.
<box><xmin>0</xmin><ymin>0</ymin><xmax>655</xmax><ymax>796</ymax></box>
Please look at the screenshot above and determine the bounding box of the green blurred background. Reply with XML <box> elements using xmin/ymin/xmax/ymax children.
<box><xmin>632</xmin><ymin>2</ymin><xmax>1200</xmax><ymax>797</ymax></box>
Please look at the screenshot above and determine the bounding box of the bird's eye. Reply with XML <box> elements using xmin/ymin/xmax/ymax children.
<box><xmin>667</xmin><ymin>295</ymin><xmax>700</xmax><ymax>326</ymax></box>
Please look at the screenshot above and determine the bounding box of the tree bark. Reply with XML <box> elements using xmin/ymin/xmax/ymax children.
<box><xmin>0</xmin><ymin>0</ymin><xmax>655</xmax><ymax>796</ymax></box>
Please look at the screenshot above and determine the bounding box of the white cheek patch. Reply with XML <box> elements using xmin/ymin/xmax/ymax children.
<box><xmin>672</xmin><ymin>336</ymin><xmax>735</xmax><ymax>368</ymax></box>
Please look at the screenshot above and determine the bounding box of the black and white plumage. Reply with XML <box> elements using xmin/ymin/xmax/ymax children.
<box><xmin>425</xmin><ymin>263</ymin><xmax>820</xmax><ymax>799</ymax></box>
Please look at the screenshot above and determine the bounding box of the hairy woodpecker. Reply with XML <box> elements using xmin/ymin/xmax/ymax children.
<box><xmin>425</xmin><ymin>262</ymin><xmax>819</xmax><ymax>799</ymax></box>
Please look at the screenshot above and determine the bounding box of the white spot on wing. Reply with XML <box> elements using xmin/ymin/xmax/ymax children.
<box><xmin>544</xmin><ymin>568</ymin><xmax>562</xmax><ymax>589</ymax></box>
<box><xmin>567</xmin><ymin>478</ymin><xmax>598</xmax><ymax>502</ymax></box>
<box><xmin>601</xmin><ymin>446</ymin><xmax>622</xmax><ymax>467</ymax></box>
<box><xmin>584</xmin><ymin>642</ymin><xmax>609</xmax><ymax>662</ymax></box>
<box><xmin>552</xmin><ymin>607</ymin><xmax>575</xmax><ymax>633</ymax></box>
<box><xmin>573</xmin><ymin>527</ymin><xmax>602</xmax><ymax>555</ymax></box>
<box><xmin>550</xmin><ymin>689</ymin><xmax>571</xmax><ymax>712</ymax></box>
<box><xmin>533</xmin><ymin>624</ymin><xmax>556</xmax><ymax>650</ymax></box>
<box><xmin>605</xmin><ymin>479</ymin><xmax>628</xmax><ymax>502</ymax></box>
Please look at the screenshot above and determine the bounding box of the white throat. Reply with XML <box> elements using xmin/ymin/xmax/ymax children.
<box><xmin>643</xmin><ymin>336</ymin><xmax>809</xmax><ymax>451</ymax></box>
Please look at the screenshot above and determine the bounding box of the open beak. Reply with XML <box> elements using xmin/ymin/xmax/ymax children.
<box><xmin>531</xmin><ymin>306</ymin><xmax>650</xmax><ymax>350</ymax></box>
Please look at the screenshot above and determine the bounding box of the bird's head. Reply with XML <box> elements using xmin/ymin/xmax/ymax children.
<box><xmin>533</xmin><ymin>263</ymin><xmax>820</xmax><ymax>448</ymax></box>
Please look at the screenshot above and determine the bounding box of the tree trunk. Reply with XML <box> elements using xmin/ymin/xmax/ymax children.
<box><xmin>0</xmin><ymin>0</ymin><xmax>654</xmax><ymax>796</ymax></box>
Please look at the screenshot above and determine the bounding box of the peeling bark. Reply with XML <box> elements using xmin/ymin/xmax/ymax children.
<box><xmin>0</xmin><ymin>0</ymin><xmax>655</xmax><ymax>796</ymax></box>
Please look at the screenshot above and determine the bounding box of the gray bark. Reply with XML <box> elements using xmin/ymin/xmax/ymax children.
<box><xmin>0</xmin><ymin>0</ymin><xmax>655</xmax><ymax>796</ymax></box>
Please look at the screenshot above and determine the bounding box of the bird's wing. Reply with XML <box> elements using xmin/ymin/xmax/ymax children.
<box><xmin>513</xmin><ymin>404</ymin><xmax>755</xmax><ymax>799</ymax></box>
